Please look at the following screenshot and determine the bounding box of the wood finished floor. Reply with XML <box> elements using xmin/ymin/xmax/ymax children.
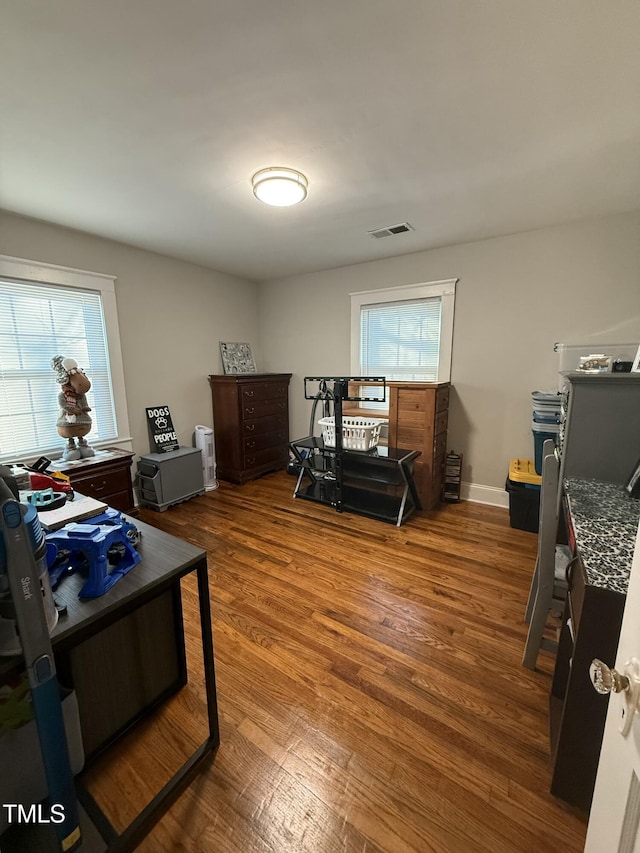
<box><xmin>85</xmin><ymin>471</ymin><xmax>587</xmax><ymax>852</ymax></box>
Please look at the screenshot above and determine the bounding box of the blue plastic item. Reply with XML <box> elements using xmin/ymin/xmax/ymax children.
<box><xmin>533</xmin><ymin>430</ymin><xmax>558</xmax><ymax>475</ymax></box>
<box><xmin>78</xmin><ymin>507</ymin><xmax>141</xmax><ymax>546</ymax></box>
<box><xmin>26</xmin><ymin>488</ymin><xmax>68</xmax><ymax>511</ymax></box>
<box><xmin>46</xmin><ymin>521</ymin><xmax>141</xmax><ymax>599</ymax></box>
<box><xmin>0</xmin><ymin>500</ymin><xmax>43</xmax><ymax>568</ymax></box>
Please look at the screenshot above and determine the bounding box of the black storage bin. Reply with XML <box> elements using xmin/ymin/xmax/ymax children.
<box><xmin>505</xmin><ymin>478</ymin><xmax>540</xmax><ymax>532</ymax></box>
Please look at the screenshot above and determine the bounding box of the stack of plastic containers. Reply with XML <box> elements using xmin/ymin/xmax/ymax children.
<box><xmin>531</xmin><ymin>390</ymin><xmax>561</xmax><ymax>474</ymax></box>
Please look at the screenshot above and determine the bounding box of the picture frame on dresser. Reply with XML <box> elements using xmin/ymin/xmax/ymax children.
<box><xmin>219</xmin><ymin>342</ymin><xmax>257</xmax><ymax>375</ymax></box>
<box><xmin>631</xmin><ymin>343</ymin><xmax>640</xmax><ymax>372</ymax></box>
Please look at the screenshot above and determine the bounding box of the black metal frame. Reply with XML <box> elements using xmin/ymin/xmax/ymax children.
<box><xmin>1</xmin><ymin>520</ymin><xmax>220</xmax><ymax>853</ymax></box>
<box><xmin>76</xmin><ymin>554</ymin><xmax>219</xmax><ymax>851</ymax></box>
<box><xmin>303</xmin><ymin>376</ymin><xmax>386</xmax><ymax>512</ymax></box>
<box><xmin>292</xmin><ymin>376</ymin><xmax>421</xmax><ymax>526</ymax></box>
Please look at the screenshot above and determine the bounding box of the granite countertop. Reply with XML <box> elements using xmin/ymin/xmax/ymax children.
<box><xmin>564</xmin><ymin>478</ymin><xmax>640</xmax><ymax>594</ymax></box>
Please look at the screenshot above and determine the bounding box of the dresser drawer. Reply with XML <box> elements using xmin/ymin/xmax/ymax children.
<box><xmin>242</xmin><ymin>413</ymin><xmax>288</xmax><ymax>436</ymax></box>
<box><xmin>55</xmin><ymin>449</ymin><xmax>136</xmax><ymax>514</ymax></box>
<box><xmin>244</xmin><ymin>428</ymin><xmax>288</xmax><ymax>454</ymax></box>
<box><xmin>70</xmin><ymin>468</ymin><xmax>130</xmax><ymax>500</ymax></box>
<box><xmin>103</xmin><ymin>489</ymin><xmax>134</xmax><ymax>514</ymax></box>
<box><xmin>242</xmin><ymin>398</ymin><xmax>288</xmax><ymax>420</ymax></box>
<box><xmin>244</xmin><ymin>445</ymin><xmax>288</xmax><ymax>470</ymax></box>
<box><xmin>240</xmin><ymin>382</ymin><xmax>288</xmax><ymax>403</ymax></box>
<box><xmin>396</xmin><ymin>388</ymin><xmax>431</xmax><ymax>414</ymax></box>
<box><xmin>397</xmin><ymin>424</ymin><xmax>430</xmax><ymax>449</ymax></box>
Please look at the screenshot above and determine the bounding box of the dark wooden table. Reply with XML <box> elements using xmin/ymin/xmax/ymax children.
<box><xmin>2</xmin><ymin>518</ymin><xmax>220</xmax><ymax>852</ymax></box>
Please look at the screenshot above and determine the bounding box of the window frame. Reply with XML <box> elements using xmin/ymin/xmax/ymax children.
<box><xmin>350</xmin><ymin>278</ymin><xmax>458</xmax><ymax>390</ymax></box>
<box><xmin>0</xmin><ymin>254</ymin><xmax>132</xmax><ymax>463</ymax></box>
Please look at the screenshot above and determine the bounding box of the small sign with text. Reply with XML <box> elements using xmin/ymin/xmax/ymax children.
<box><xmin>145</xmin><ymin>405</ymin><xmax>179</xmax><ymax>454</ymax></box>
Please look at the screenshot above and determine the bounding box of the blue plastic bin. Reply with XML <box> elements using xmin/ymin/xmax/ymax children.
<box><xmin>533</xmin><ymin>427</ymin><xmax>558</xmax><ymax>475</ymax></box>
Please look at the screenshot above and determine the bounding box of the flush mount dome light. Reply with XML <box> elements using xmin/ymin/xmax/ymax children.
<box><xmin>251</xmin><ymin>167</ymin><xmax>308</xmax><ymax>206</ymax></box>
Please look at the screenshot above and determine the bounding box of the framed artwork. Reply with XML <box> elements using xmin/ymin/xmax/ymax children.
<box><xmin>219</xmin><ymin>342</ymin><xmax>257</xmax><ymax>375</ymax></box>
<box><xmin>632</xmin><ymin>344</ymin><xmax>640</xmax><ymax>373</ymax></box>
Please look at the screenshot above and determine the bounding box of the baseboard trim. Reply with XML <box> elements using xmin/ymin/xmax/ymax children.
<box><xmin>461</xmin><ymin>482</ymin><xmax>509</xmax><ymax>508</ymax></box>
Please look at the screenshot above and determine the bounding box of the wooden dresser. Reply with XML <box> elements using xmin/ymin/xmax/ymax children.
<box><xmin>208</xmin><ymin>373</ymin><xmax>292</xmax><ymax>484</ymax></box>
<box><xmin>386</xmin><ymin>381</ymin><xmax>450</xmax><ymax>510</ymax></box>
<box><xmin>50</xmin><ymin>447</ymin><xmax>136</xmax><ymax>514</ymax></box>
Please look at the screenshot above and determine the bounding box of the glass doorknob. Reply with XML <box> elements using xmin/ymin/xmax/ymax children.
<box><xmin>589</xmin><ymin>658</ymin><xmax>630</xmax><ymax>695</ymax></box>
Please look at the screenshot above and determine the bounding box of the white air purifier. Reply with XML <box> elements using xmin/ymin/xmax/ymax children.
<box><xmin>195</xmin><ymin>424</ymin><xmax>218</xmax><ymax>492</ymax></box>
<box><xmin>194</xmin><ymin>425</ymin><xmax>218</xmax><ymax>491</ymax></box>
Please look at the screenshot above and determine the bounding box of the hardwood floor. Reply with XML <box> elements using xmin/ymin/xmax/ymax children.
<box><xmin>86</xmin><ymin>471</ymin><xmax>587</xmax><ymax>852</ymax></box>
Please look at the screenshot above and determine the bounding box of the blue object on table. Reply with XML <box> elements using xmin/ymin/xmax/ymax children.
<box><xmin>78</xmin><ymin>506</ymin><xmax>141</xmax><ymax>546</ymax></box>
<box><xmin>46</xmin><ymin>521</ymin><xmax>141</xmax><ymax>599</ymax></box>
<box><xmin>26</xmin><ymin>487</ymin><xmax>68</xmax><ymax>511</ymax></box>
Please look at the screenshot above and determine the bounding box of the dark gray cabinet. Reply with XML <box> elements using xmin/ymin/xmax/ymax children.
<box><xmin>559</xmin><ymin>373</ymin><xmax>640</xmax><ymax>484</ymax></box>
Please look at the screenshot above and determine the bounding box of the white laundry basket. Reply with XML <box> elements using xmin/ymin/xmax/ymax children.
<box><xmin>194</xmin><ymin>425</ymin><xmax>218</xmax><ymax>491</ymax></box>
<box><xmin>318</xmin><ymin>416</ymin><xmax>385</xmax><ymax>451</ymax></box>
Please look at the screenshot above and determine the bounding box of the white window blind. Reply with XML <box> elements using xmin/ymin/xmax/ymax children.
<box><xmin>350</xmin><ymin>279</ymin><xmax>457</xmax><ymax>409</ymax></box>
<box><xmin>0</xmin><ymin>278</ymin><xmax>117</xmax><ymax>460</ymax></box>
<box><xmin>360</xmin><ymin>297</ymin><xmax>442</xmax><ymax>381</ymax></box>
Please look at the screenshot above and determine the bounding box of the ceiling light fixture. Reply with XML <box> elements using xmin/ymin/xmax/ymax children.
<box><xmin>251</xmin><ymin>167</ymin><xmax>308</xmax><ymax>207</ymax></box>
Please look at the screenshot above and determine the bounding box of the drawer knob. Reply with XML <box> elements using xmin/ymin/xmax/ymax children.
<box><xmin>246</xmin><ymin>407</ymin><xmax>255</xmax><ymax>415</ymax></box>
<box><xmin>247</xmin><ymin>441</ymin><xmax>256</xmax><ymax>449</ymax></box>
<box><xmin>246</xmin><ymin>424</ymin><xmax>255</xmax><ymax>432</ymax></box>
<box><xmin>245</xmin><ymin>390</ymin><xmax>255</xmax><ymax>398</ymax></box>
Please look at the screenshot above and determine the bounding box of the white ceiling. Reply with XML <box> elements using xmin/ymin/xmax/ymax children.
<box><xmin>2</xmin><ymin>1</ymin><xmax>639</xmax><ymax>281</ymax></box>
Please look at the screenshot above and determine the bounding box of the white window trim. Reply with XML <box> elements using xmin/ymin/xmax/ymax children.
<box><xmin>350</xmin><ymin>278</ymin><xmax>458</xmax><ymax>382</ymax></box>
<box><xmin>0</xmin><ymin>254</ymin><xmax>132</xmax><ymax>459</ymax></box>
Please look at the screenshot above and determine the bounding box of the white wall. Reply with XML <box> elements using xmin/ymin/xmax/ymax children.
<box><xmin>0</xmin><ymin>211</ymin><xmax>259</xmax><ymax>459</ymax></box>
<box><xmin>3</xmin><ymin>209</ymin><xmax>638</xmax><ymax>499</ymax></box>
<box><xmin>258</xmin><ymin>211</ymin><xmax>640</xmax><ymax>502</ymax></box>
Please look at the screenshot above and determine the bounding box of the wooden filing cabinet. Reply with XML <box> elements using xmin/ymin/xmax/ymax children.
<box><xmin>47</xmin><ymin>447</ymin><xmax>136</xmax><ymax>514</ymax></box>
<box><xmin>208</xmin><ymin>373</ymin><xmax>292</xmax><ymax>484</ymax></box>
<box><xmin>387</xmin><ymin>381</ymin><xmax>450</xmax><ymax>510</ymax></box>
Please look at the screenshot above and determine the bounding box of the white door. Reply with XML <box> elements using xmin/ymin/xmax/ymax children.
<box><xmin>585</xmin><ymin>518</ymin><xmax>640</xmax><ymax>853</ymax></box>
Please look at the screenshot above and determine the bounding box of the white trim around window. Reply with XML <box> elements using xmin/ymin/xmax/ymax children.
<box><xmin>350</xmin><ymin>278</ymin><xmax>458</xmax><ymax>382</ymax></box>
<box><xmin>0</xmin><ymin>254</ymin><xmax>132</xmax><ymax>460</ymax></box>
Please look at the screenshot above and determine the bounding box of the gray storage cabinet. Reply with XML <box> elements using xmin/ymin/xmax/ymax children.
<box><xmin>137</xmin><ymin>447</ymin><xmax>204</xmax><ymax>511</ymax></box>
<box><xmin>559</xmin><ymin>372</ymin><xmax>640</xmax><ymax>484</ymax></box>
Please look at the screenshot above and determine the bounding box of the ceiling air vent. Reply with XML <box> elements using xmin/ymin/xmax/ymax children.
<box><xmin>367</xmin><ymin>222</ymin><xmax>414</xmax><ymax>239</ymax></box>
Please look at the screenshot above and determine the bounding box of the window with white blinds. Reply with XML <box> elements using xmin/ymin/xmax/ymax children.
<box><xmin>0</xmin><ymin>256</ymin><xmax>130</xmax><ymax>463</ymax></box>
<box><xmin>360</xmin><ymin>297</ymin><xmax>442</xmax><ymax>381</ymax></box>
<box><xmin>351</xmin><ymin>279</ymin><xmax>457</xmax><ymax>406</ymax></box>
